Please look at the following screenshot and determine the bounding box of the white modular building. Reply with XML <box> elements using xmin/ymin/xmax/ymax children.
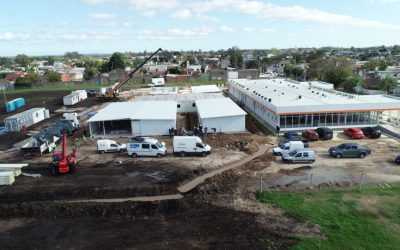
<box><xmin>228</xmin><ymin>78</ymin><xmax>400</xmax><ymax>131</ymax></box>
<box><xmin>195</xmin><ymin>98</ymin><xmax>246</xmax><ymax>132</ymax></box>
<box><xmin>63</xmin><ymin>90</ymin><xmax>87</xmax><ymax>106</ymax></box>
<box><xmin>4</xmin><ymin>107</ymin><xmax>50</xmax><ymax>132</ymax></box>
<box><xmin>87</xmin><ymin>101</ymin><xmax>177</xmax><ymax>136</ymax></box>
<box><xmin>151</xmin><ymin>78</ymin><xmax>165</xmax><ymax>86</ymax></box>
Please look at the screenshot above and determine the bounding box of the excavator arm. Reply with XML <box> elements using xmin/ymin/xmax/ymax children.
<box><xmin>100</xmin><ymin>48</ymin><xmax>162</xmax><ymax>101</ymax></box>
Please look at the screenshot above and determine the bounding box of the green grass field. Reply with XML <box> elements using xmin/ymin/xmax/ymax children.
<box><xmin>258</xmin><ymin>184</ymin><xmax>400</xmax><ymax>249</ymax></box>
<box><xmin>3</xmin><ymin>80</ymin><xmax>225</xmax><ymax>94</ymax></box>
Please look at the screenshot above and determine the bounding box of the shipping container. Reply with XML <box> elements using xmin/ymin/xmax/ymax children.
<box><xmin>4</xmin><ymin>107</ymin><xmax>50</xmax><ymax>132</ymax></box>
<box><xmin>6</xmin><ymin>98</ymin><xmax>25</xmax><ymax>112</ymax></box>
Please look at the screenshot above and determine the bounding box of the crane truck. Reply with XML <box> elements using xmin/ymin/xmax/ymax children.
<box><xmin>52</xmin><ymin>133</ymin><xmax>77</xmax><ymax>175</ymax></box>
<box><xmin>97</xmin><ymin>48</ymin><xmax>162</xmax><ymax>101</ymax></box>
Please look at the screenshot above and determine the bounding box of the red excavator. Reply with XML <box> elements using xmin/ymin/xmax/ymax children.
<box><xmin>52</xmin><ymin>133</ymin><xmax>77</xmax><ymax>175</ymax></box>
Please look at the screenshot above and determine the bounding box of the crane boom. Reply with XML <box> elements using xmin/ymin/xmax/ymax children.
<box><xmin>99</xmin><ymin>48</ymin><xmax>162</xmax><ymax>101</ymax></box>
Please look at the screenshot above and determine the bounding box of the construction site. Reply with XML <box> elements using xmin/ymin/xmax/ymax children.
<box><xmin>1</xmin><ymin>50</ymin><xmax>400</xmax><ymax>249</ymax></box>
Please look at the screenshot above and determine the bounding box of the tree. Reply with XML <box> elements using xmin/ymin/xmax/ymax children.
<box><xmin>379</xmin><ymin>76</ymin><xmax>398</xmax><ymax>93</ymax></box>
<box><xmin>284</xmin><ymin>64</ymin><xmax>304</xmax><ymax>80</ymax></box>
<box><xmin>363</xmin><ymin>60</ymin><xmax>379</xmax><ymax>71</ymax></box>
<box><xmin>227</xmin><ymin>46</ymin><xmax>243</xmax><ymax>68</ymax></box>
<box><xmin>0</xmin><ymin>57</ymin><xmax>12</xmax><ymax>67</ymax></box>
<box><xmin>245</xmin><ymin>60</ymin><xmax>258</xmax><ymax>69</ymax></box>
<box><xmin>108</xmin><ymin>52</ymin><xmax>126</xmax><ymax>71</ymax></box>
<box><xmin>325</xmin><ymin>67</ymin><xmax>352</xmax><ymax>87</ymax></box>
<box><xmin>64</xmin><ymin>51</ymin><xmax>82</xmax><ymax>60</ymax></box>
<box><xmin>15</xmin><ymin>54</ymin><xmax>32</xmax><ymax>67</ymax></box>
<box><xmin>47</xmin><ymin>72</ymin><xmax>62</xmax><ymax>82</ymax></box>
<box><xmin>84</xmin><ymin>67</ymin><xmax>98</xmax><ymax>80</ymax></box>
<box><xmin>344</xmin><ymin>75</ymin><xmax>364</xmax><ymax>91</ymax></box>
<box><xmin>307</xmin><ymin>58</ymin><xmax>329</xmax><ymax>80</ymax></box>
<box><xmin>15</xmin><ymin>74</ymin><xmax>40</xmax><ymax>88</ymax></box>
<box><xmin>379</xmin><ymin>60</ymin><xmax>388</xmax><ymax>71</ymax></box>
<box><xmin>168</xmin><ymin>67</ymin><xmax>181</xmax><ymax>74</ymax></box>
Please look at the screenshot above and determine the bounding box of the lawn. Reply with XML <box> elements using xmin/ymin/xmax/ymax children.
<box><xmin>4</xmin><ymin>80</ymin><xmax>226</xmax><ymax>94</ymax></box>
<box><xmin>258</xmin><ymin>183</ymin><xmax>400</xmax><ymax>249</ymax></box>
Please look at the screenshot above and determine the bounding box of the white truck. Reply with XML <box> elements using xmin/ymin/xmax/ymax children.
<box><xmin>173</xmin><ymin>136</ymin><xmax>211</xmax><ymax>157</ymax></box>
<box><xmin>127</xmin><ymin>137</ymin><xmax>167</xmax><ymax>158</ymax></box>
<box><xmin>63</xmin><ymin>113</ymin><xmax>80</xmax><ymax>129</ymax></box>
<box><xmin>97</xmin><ymin>139</ymin><xmax>127</xmax><ymax>154</ymax></box>
<box><xmin>273</xmin><ymin>141</ymin><xmax>304</xmax><ymax>156</ymax></box>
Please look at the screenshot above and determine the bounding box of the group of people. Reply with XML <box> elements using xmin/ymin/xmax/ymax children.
<box><xmin>168</xmin><ymin>125</ymin><xmax>208</xmax><ymax>138</ymax></box>
<box><xmin>74</xmin><ymin>129</ymin><xmax>95</xmax><ymax>148</ymax></box>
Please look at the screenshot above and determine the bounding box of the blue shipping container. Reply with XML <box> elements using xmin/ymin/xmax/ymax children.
<box><xmin>6</xmin><ymin>101</ymin><xmax>16</xmax><ymax>112</ymax></box>
<box><xmin>14</xmin><ymin>98</ymin><xmax>25</xmax><ymax>109</ymax></box>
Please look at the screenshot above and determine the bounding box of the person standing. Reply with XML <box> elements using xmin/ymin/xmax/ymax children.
<box><xmin>82</xmin><ymin>134</ymin><xmax>87</xmax><ymax>144</ymax></box>
<box><xmin>204</xmin><ymin>127</ymin><xmax>208</xmax><ymax>137</ymax></box>
<box><xmin>74</xmin><ymin>137</ymin><xmax>80</xmax><ymax>148</ymax></box>
<box><xmin>276</xmin><ymin>124</ymin><xmax>280</xmax><ymax>136</ymax></box>
<box><xmin>89</xmin><ymin>133</ymin><xmax>95</xmax><ymax>144</ymax></box>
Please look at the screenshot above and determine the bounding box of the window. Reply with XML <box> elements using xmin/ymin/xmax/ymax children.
<box><xmin>151</xmin><ymin>144</ymin><xmax>158</xmax><ymax>149</ymax></box>
<box><xmin>177</xmin><ymin>104</ymin><xmax>181</xmax><ymax>108</ymax></box>
<box><xmin>295</xmin><ymin>153</ymin><xmax>302</xmax><ymax>157</ymax></box>
<box><xmin>344</xmin><ymin>146</ymin><xmax>351</xmax><ymax>150</ymax></box>
<box><xmin>111</xmin><ymin>144</ymin><xmax>118</xmax><ymax>147</ymax></box>
<box><xmin>303</xmin><ymin>152</ymin><xmax>309</xmax><ymax>157</ymax></box>
<box><xmin>196</xmin><ymin>142</ymin><xmax>204</xmax><ymax>148</ymax></box>
<box><xmin>142</xmin><ymin>144</ymin><xmax>150</xmax><ymax>149</ymax></box>
<box><xmin>351</xmin><ymin>146</ymin><xmax>357</xmax><ymax>150</ymax></box>
<box><xmin>36</xmin><ymin>113</ymin><xmax>39</xmax><ymax>117</ymax></box>
<box><xmin>192</xmin><ymin>103</ymin><xmax>196</xmax><ymax>107</ymax></box>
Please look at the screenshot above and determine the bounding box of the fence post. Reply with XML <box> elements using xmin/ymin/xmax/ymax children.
<box><xmin>358</xmin><ymin>173</ymin><xmax>365</xmax><ymax>191</ymax></box>
<box><xmin>309</xmin><ymin>174</ymin><xmax>314</xmax><ymax>195</ymax></box>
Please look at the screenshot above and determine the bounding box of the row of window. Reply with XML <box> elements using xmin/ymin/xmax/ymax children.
<box><xmin>279</xmin><ymin>111</ymin><xmax>380</xmax><ymax>128</ymax></box>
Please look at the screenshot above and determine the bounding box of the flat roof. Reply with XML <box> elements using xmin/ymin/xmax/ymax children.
<box><xmin>191</xmin><ymin>85</ymin><xmax>221</xmax><ymax>93</ymax></box>
<box><xmin>137</xmin><ymin>93</ymin><xmax>224</xmax><ymax>102</ymax></box>
<box><xmin>5</xmin><ymin>107</ymin><xmax>45</xmax><ymax>120</ymax></box>
<box><xmin>196</xmin><ymin>98</ymin><xmax>246</xmax><ymax>119</ymax></box>
<box><xmin>229</xmin><ymin>78</ymin><xmax>400</xmax><ymax>114</ymax></box>
<box><xmin>87</xmin><ymin>101</ymin><xmax>177</xmax><ymax>122</ymax></box>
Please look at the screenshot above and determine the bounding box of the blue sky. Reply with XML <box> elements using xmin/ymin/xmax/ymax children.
<box><xmin>1</xmin><ymin>0</ymin><xmax>400</xmax><ymax>56</ymax></box>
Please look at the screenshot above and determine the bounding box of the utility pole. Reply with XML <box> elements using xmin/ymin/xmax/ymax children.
<box><xmin>3</xmin><ymin>89</ymin><xmax>7</xmax><ymax>108</ymax></box>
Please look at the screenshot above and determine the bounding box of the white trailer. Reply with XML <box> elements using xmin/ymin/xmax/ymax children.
<box><xmin>150</xmin><ymin>78</ymin><xmax>165</xmax><ymax>86</ymax></box>
<box><xmin>4</xmin><ymin>107</ymin><xmax>50</xmax><ymax>132</ymax></box>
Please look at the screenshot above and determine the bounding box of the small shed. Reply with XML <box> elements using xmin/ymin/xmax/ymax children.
<box><xmin>4</xmin><ymin>107</ymin><xmax>50</xmax><ymax>132</ymax></box>
<box><xmin>196</xmin><ymin>98</ymin><xmax>246</xmax><ymax>132</ymax></box>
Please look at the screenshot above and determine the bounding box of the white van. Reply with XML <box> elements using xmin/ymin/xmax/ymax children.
<box><xmin>282</xmin><ymin>148</ymin><xmax>316</xmax><ymax>164</ymax></box>
<box><xmin>273</xmin><ymin>141</ymin><xmax>304</xmax><ymax>156</ymax></box>
<box><xmin>173</xmin><ymin>136</ymin><xmax>211</xmax><ymax>157</ymax></box>
<box><xmin>127</xmin><ymin>137</ymin><xmax>167</xmax><ymax>158</ymax></box>
<box><xmin>97</xmin><ymin>139</ymin><xmax>127</xmax><ymax>154</ymax></box>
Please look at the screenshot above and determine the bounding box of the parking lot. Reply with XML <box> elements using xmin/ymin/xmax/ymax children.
<box><xmin>263</xmin><ymin>131</ymin><xmax>400</xmax><ymax>188</ymax></box>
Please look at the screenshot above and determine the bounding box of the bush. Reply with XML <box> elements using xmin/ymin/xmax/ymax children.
<box><xmin>14</xmin><ymin>74</ymin><xmax>40</xmax><ymax>88</ymax></box>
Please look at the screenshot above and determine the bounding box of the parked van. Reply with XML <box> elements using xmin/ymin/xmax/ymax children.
<box><xmin>127</xmin><ymin>137</ymin><xmax>167</xmax><ymax>158</ymax></box>
<box><xmin>97</xmin><ymin>139</ymin><xmax>127</xmax><ymax>154</ymax></box>
<box><xmin>173</xmin><ymin>136</ymin><xmax>211</xmax><ymax>157</ymax></box>
<box><xmin>273</xmin><ymin>141</ymin><xmax>304</xmax><ymax>156</ymax></box>
<box><xmin>282</xmin><ymin>148</ymin><xmax>315</xmax><ymax>164</ymax></box>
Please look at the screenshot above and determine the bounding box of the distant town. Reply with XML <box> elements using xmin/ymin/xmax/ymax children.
<box><xmin>1</xmin><ymin>45</ymin><xmax>400</xmax><ymax>94</ymax></box>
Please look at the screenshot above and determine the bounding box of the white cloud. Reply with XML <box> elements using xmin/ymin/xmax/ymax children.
<box><xmin>101</xmin><ymin>21</ymin><xmax>116</xmax><ymax>27</ymax></box>
<box><xmin>80</xmin><ymin>0</ymin><xmax>400</xmax><ymax>31</ymax></box>
<box><xmin>59</xmin><ymin>21</ymin><xmax>69</xmax><ymax>27</ymax></box>
<box><xmin>89</xmin><ymin>13</ymin><xmax>115</xmax><ymax>20</ymax></box>
<box><xmin>0</xmin><ymin>32</ymin><xmax>30</xmax><ymax>42</ymax></box>
<box><xmin>219</xmin><ymin>25</ymin><xmax>235</xmax><ymax>32</ymax></box>
<box><xmin>142</xmin><ymin>11</ymin><xmax>156</xmax><ymax>17</ymax></box>
<box><xmin>196</xmin><ymin>14</ymin><xmax>219</xmax><ymax>23</ymax></box>
<box><xmin>259</xmin><ymin>28</ymin><xmax>277</xmax><ymax>32</ymax></box>
<box><xmin>243</xmin><ymin>27</ymin><xmax>256</xmax><ymax>32</ymax></box>
<box><xmin>170</xmin><ymin>9</ymin><xmax>191</xmax><ymax>20</ymax></box>
<box><xmin>136</xmin><ymin>27</ymin><xmax>214</xmax><ymax>40</ymax></box>
<box><xmin>123</xmin><ymin>21</ymin><xmax>133</xmax><ymax>27</ymax></box>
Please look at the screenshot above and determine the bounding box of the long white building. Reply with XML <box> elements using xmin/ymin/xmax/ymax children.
<box><xmin>228</xmin><ymin>78</ymin><xmax>400</xmax><ymax>131</ymax></box>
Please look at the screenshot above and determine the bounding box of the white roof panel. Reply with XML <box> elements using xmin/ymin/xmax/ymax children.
<box><xmin>191</xmin><ymin>85</ymin><xmax>221</xmax><ymax>93</ymax></box>
<box><xmin>228</xmin><ymin>78</ymin><xmax>400</xmax><ymax>114</ymax></box>
<box><xmin>137</xmin><ymin>93</ymin><xmax>224</xmax><ymax>102</ymax></box>
<box><xmin>87</xmin><ymin>101</ymin><xmax>177</xmax><ymax>122</ymax></box>
<box><xmin>196</xmin><ymin>98</ymin><xmax>246</xmax><ymax>119</ymax></box>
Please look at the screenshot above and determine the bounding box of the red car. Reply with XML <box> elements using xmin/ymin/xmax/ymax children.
<box><xmin>343</xmin><ymin>128</ymin><xmax>364</xmax><ymax>139</ymax></box>
<box><xmin>302</xmin><ymin>130</ymin><xmax>319</xmax><ymax>141</ymax></box>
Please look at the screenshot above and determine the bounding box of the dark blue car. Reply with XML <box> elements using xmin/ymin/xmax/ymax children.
<box><xmin>395</xmin><ymin>155</ymin><xmax>400</xmax><ymax>164</ymax></box>
<box><xmin>283</xmin><ymin>131</ymin><xmax>299</xmax><ymax>139</ymax></box>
